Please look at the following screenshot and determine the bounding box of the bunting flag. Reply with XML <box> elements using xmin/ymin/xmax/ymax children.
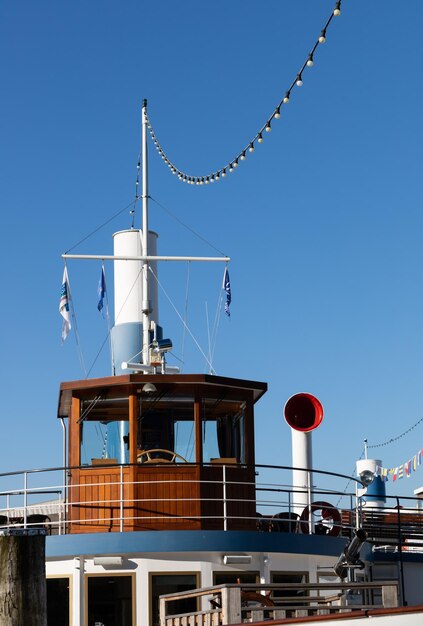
<box><xmin>375</xmin><ymin>446</ymin><xmax>423</xmax><ymax>481</ymax></box>
<box><xmin>59</xmin><ymin>267</ymin><xmax>71</xmax><ymax>342</ymax></box>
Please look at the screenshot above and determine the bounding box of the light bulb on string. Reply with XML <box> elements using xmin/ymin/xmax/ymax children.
<box><xmin>145</xmin><ymin>0</ymin><xmax>344</xmax><ymax>190</ymax></box>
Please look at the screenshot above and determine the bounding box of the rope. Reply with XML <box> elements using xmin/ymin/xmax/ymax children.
<box><xmin>148</xmin><ymin>265</ymin><xmax>216</xmax><ymax>374</ymax></box>
<box><xmin>367</xmin><ymin>416</ymin><xmax>423</xmax><ymax>449</ymax></box>
<box><xmin>210</xmin><ymin>271</ymin><xmax>225</xmax><ymax>365</ymax></box>
<box><xmin>64</xmin><ymin>263</ymin><xmax>87</xmax><ymax>377</ymax></box>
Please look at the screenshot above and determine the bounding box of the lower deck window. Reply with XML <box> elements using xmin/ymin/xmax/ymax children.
<box><xmin>47</xmin><ymin>577</ymin><xmax>70</xmax><ymax>625</ymax></box>
<box><xmin>213</xmin><ymin>572</ymin><xmax>259</xmax><ymax>585</ymax></box>
<box><xmin>151</xmin><ymin>574</ymin><xmax>199</xmax><ymax>626</ymax></box>
<box><xmin>87</xmin><ymin>575</ymin><xmax>133</xmax><ymax>626</ymax></box>
<box><xmin>271</xmin><ymin>571</ymin><xmax>309</xmax><ymax>604</ymax></box>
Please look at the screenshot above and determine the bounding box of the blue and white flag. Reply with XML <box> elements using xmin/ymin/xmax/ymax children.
<box><xmin>223</xmin><ymin>266</ymin><xmax>231</xmax><ymax>317</ymax></box>
<box><xmin>97</xmin><ymin>266</ymin><xmax>106</xmax><ymax>312</ymax></box>
<box><xmin>59</xmin><ymin>267</ymin><xmax>71</xmax><ymax>342</ymax></box>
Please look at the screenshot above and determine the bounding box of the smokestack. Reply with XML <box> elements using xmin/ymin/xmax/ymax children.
<box><xmin>284</xmin><ymin>393</ymin><xmax>323</xmax><ymax>515</ymax></box>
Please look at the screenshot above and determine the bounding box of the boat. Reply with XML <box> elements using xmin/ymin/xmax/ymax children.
<box><xmin>0</xmin><ymin>94</ymin><xmax>423</xmax><ymax>626</ymax></box>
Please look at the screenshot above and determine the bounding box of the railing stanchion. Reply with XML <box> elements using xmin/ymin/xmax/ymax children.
<box><xmin>223</xmin><ymin>465</ymin><xmax>227</xmax><ymax>531</ymax></box>
<box><xmin>307</xmin><ymin>470</ymin><xmax>312</xmax><ymax>534</ymax></box>
<box><xmin>23</xmin><ymin>472</ymin><xmax>28</xmax><ymax>529</ymax></box>
<box><xmin>119</xmin><ymin>465</ymin><xmax>124</xmax><ymax>532</ymax></box>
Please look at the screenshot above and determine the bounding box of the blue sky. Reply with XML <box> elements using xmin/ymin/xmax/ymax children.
<box><xmin>1</xmin><ymin>1</ymin><xmax>423</xmax><ymax>501</ymax></box>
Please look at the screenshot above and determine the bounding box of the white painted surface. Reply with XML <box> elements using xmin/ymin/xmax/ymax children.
<box><xmin>113</xmin><ymin>229</ymin><xmax>159</xmax><ymax>326</ymax></box>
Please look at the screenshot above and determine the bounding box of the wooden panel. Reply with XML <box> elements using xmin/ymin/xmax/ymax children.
<box><xmin>200</xmin><ymin>466</ymin><xmax>256</xmax><ymax>530</ymax></box>
<box><xmin>133</xmin><ymin>465</ymin><xmax>201</xmax><ymax>530</ymax></box>
<box><xmin>69</xmin><ymin>467</ymin><xmax>132</xmax><ymax>533</ymax></box>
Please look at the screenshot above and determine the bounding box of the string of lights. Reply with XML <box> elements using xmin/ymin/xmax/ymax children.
<box><xmin>145</xmin><ymin>0</ymin><xmax>342</xmax><ymax>187</ymax></box>
<box><xmin>367</xmin><ymin>416</ymin><xmax>423</xmax><ymax>450</ymax></box>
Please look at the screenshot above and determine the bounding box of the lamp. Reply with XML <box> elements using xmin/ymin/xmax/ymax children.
<box><xmin>93</xmin><ymin>556</ymin><xmax>123</xmax><ymax>567</ymax></box>
<box><xmin>142</xmin><ymin>383</ymin><xmax>157</xmax><ymax>394</ymax></box>
<box><xmin>222</xmin><ymin>555</ymin><xmax>252</xmax><ymax>565</ymax></box>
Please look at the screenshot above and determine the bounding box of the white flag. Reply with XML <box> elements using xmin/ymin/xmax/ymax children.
<box><xmin>59</xmin><ymin>267</ymin><xmax>71</xmax><ymax>342</ymax></box>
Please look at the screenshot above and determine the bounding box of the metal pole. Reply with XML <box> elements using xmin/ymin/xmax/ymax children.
<box><xmin>223</xmin><ymin>465</ymin><xmax>228</xmax><ymax>531</ymax></box>
<box><xmin>62</xmin><ymin>254</ymin><xmax>230</xmax><ymax>262</ymax></box>
<box><xmin>120</xmin><ymin>465</ymin><xmax>124</xmax><ymax>532</ymax></box>
<box><xmin>141</xmin><ymin>99</ymin><xmax>150</xmax><ymax>366</ymax></box>
<box><xmin>307</xmin><ymin>470</ymin><xmax>312</xmax><ymax>535</ymax></box>
<box><xmin>396</xmin><ymin>496</ymin><xmax>406</xmax><ymax>606</ymax></box>
<box><xmin>23</xmin><ymin>472</ymin><xmax>28</xmax><ymax>529</ymax></box>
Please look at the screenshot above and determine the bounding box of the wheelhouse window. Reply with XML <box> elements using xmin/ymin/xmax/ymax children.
<box><xmin>202</xmin><ymin>398</ymin><xmax>246</xmax><ymax>464</ymax></box>
<box><xmin>80</xmin><ymin>397</ymin><xmax>129</xmax><ymax>465</ymax></box>
<box><xmin>138</xmin><ymin>395</ymin><xmax>195</xmax><ymax>463</ymax></box>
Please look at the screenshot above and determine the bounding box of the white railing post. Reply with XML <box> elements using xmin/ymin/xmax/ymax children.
<box><xmin>307</xmin><ymin>470</ymin><xmax>312</xmax><ymax>534</ymax></box>
<box><xmin>119</xmin><ymin>465</ymin><xmax>124</xmax><ymax>532</ymax></box>
<box><xmin>23</xmin><ymin>472</ymin><xmax>28</xmax><ymax>529</ymax></box>
<box><xmin>222</xmin><ymin>465</ymin><xmax>228</xmax><ymax>531</ymax></box>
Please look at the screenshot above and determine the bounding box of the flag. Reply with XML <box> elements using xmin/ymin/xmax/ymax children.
<box><xmin>97</xmin><ymin>266</ymin><xmax>106</xmax><ymax>312</ymax></box>
<box><xmin>223</xmin><ymin>266</ymin><xmax>231</xmax><ymax>317</ymax></box>
<box><xmin>59</xmin><ymin>267</ymin><xmax>71</xmax><ymax>342</ymax></box>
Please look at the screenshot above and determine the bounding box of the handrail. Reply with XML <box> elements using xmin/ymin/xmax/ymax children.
<box><xmin>159</xmin><ymin>581</ymin><xmax>399</xmax><ymax>626</ymax></box>
<box><xmin>0</xmin><ymin>464</ymin><xmax>422</xmax><ymax>541</ymax></box>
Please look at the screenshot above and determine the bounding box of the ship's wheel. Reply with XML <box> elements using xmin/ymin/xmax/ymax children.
<box><xmin>137</xmin><ymin>448</ymin><xmax>188</xmax><ymax>464</ymax></box>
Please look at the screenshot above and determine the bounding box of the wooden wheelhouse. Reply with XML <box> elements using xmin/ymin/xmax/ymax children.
<box><xmin>57</xmin><ymin>374</ymin><xmax>267</xmax><ymax>533</ymax></box>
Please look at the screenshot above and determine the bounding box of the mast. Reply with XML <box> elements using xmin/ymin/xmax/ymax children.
<box><xmin>141</xmin><ymin>98</ymin><xmax>150</xmax><ymax>366</ymax></box>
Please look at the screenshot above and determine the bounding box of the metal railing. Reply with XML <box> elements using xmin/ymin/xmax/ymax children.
<box><xmin>159</xmin><ymin>581</ymin><xmax>399</xmax><ymax>626</ymax></box>
<box><xmin>0</xmin><ymin>463</ymin><xmax>421</xmax><ymax>544</ymax></box>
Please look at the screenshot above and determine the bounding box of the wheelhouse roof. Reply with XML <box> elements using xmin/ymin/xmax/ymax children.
<box><xmin>57</xmin><ymin>373</ymin><xmax>267</xmax><ymax>419</ymax></box>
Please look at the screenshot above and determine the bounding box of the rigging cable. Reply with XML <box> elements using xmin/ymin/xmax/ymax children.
<box><xmin>85</xmin><ymin>266</ymin><xmax>143</xmax><ymax>378</ymax></box>
<box><xmin>180</xmin><ymin>262</ymin><xmax>191</xmax><ymax>373</ymax></box>
<box><xmin>149</xmin><ymin>195</ymin><xmax>227</xmax><ymax>257</ymax></box>
<box><xmin>65</xmin><ymin>198</ymin><xmax>139</xmax><ymax>254</ymax></box>
<box><xmin>148</xmin><ymin>265</ymin><xmax>216</xmax><ymax>374</ymax></box>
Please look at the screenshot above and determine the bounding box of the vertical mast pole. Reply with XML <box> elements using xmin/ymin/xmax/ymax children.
<box><xmin>141</xmin><ymin>99</ymin><xmax>150</xmax><ymax>366</ymax></box>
